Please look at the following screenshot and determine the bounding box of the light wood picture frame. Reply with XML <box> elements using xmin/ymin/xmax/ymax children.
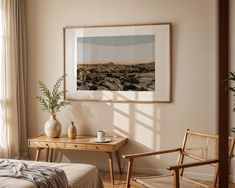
<box><xmin>64</xmin><ymin>23</ymin><xmax>172</xmax><ymax>102</ymax></box>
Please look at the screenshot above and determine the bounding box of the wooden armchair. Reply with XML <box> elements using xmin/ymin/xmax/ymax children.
<box><xmin>123</xmin><ymin>129</ymin><xmax>235</xmax><ymax>188</ymax></box>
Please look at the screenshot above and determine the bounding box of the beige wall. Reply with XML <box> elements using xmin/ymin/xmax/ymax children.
<box><xmin>26</xmin><ymin>0</ymin><xmax>220</xmax><ymax>178</ymax></box>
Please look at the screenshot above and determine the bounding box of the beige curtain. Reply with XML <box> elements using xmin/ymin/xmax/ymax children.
<box><xmin>0</xmin><ymin>0</ymin><xmax>28</xmax><ymax>159</ymax></box>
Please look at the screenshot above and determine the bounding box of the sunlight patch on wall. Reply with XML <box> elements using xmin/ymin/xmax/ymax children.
<box><xmin>113</xmin><ymin>103</ymin><xmax>130</xmax><ymax>133</ymax></box>
<box><xmin>156</xmin><ymin>107</ymin><xmax>161</xmax><ymax>121</ymax></box>
<box><xmin>155</xmin><ymin>108</ymin><xmax>161</xmax><ymax>153</ymax></box>
<box><xmin>113</xmin><ymin>103</ymin><xmax>130</xmax><ymax>114</ymax></box>
<box><xmin>154</xmin><ymin>127</ymin><xmax>161</xmax><ymax>159</ymax></box>
<box><xmin>135</xmin><ymin>104</ymin><xmax>154</xmax><ymax>127</ymax></box>
<box><xmin>135</xmin><ymin>110</ymin><xmax>154</xmax><ymax>127</ymax></box>
<box><xmin>113</xmin><ymin>129</ymin><xmax>128</xmax><ymax>137</ymax></box>
<box><xmin>134</xmin><ymin>123</ymin><xmax>154</xmax><ymax>149</ymax></box>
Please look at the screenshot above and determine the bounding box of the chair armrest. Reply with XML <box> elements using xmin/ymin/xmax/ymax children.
<box><xmin>167</xmin><ymin>159</ymin><xmax>219</xmax><ymax>170</ymax></box>
<box><xmin>123</xmin><ymin>148</ymin><xmax>181</xmax><ymax>159</ymax></box>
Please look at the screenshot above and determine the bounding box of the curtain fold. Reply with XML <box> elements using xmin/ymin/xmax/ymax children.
<box><xmin>0</xmin><ymin>0</ymin><xmax>28</xmax><ymax>159</ymax></box>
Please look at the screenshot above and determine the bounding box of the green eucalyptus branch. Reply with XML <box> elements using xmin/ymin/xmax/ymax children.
<box><xmin>228</xmin><ymin>72</ymin><xmax>235</xmax><ymax>133</ymax></box>
<box><xmin>228</xmin><ymin>72</ymin><xmax>235</xmax><ymax>111</ymax></box>
<box><xmin>36</xmin><ymin>75</ymin><xmax>70</xmax><ymax>114</ymax></box>
<box><xmin>231</xmin><ymin>127</ymin><xmax>235</xmax><ymax>133</ymax></box>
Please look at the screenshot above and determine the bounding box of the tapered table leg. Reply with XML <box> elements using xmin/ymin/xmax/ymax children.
<box><xmin>49</xmin><ymin>148</ymin><xmax>54</xmax><ymax>162</ymax></box>
<box><xmin>45</xmin><ymin>148</ymin><xmax>49</xmax><ymax>162</ymax></box>
<box><xmin>108</xmin><ymin>152</ymin><xmax>114</xmax><ymax>185</ymax></box>
<box><xmin>115</xmin><ymin>150</ymin><xmax>122</xmax><ymax>174</ymax></box>
<box><xmin>35</xmin><ymin>148</ymin><xmax>41</xmax><ymax>161</ymax></box>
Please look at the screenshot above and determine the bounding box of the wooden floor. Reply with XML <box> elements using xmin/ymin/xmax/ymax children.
<box><xmin>100</xmin><ymin>171</ymin><xmax>235</xmax><ymax>188</ymax></box>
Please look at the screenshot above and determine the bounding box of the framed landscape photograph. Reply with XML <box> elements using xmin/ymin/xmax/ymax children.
<box><xmin>64</xmin><ymin>24</ymin><xmax>171</xmax><ymax>102</ymax></box>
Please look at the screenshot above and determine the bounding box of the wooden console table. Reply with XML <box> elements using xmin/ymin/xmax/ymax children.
<box><xmin>28</xmin><ymin>135</ymin><xmax>128</xmax><ymax>185</ymax></box>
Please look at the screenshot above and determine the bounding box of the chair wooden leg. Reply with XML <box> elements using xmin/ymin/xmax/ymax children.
<box><xmin>173</xmin><ymin>169</ymin><xmax>180</xmax><ymax>188</ymax></box>
<box><xmin>213</xmin><ymin>166</ymin><xmax>219</xmax><ymax>187</ymax></box>
<box><xmin>126</xmin><ymin>158</ymin><xmax>134</xmax><ymax>188</ymax></box>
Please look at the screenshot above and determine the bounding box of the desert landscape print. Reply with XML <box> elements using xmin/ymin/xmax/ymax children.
<box><xmin>76</xmin><ymin>35</ymin><xmax>155</xmax><ymax>91</ymax></box>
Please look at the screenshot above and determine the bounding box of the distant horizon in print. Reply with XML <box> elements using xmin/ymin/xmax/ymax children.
<box><xmin>76</xmin><ymin>35</ymin><xmax>155</xmax><ymax>91</ymax></box>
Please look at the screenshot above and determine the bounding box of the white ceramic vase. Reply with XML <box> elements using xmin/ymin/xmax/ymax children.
<box><xmin>68</xmin><ymin>122</ymin><xmax>77</xmax><ymax>139</ymax></box>
<box><xmin>44</xmin><ymin>114</ymin><xmax>62</xmax><ymax>138</ymax></box>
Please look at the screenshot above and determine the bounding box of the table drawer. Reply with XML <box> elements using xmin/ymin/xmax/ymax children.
<box><xmin>66</xmin><ymin>143</ymin><xmax>87</xmax><ymax>150</ymax></box>
<box><xmin>29</xmin><ymin>141</ymin><xmax>65</xmax><ymax>149</ymax></box>
<box><xmin>87</xmin><ymin>144</ymin><xmax>113</xmax><ymax>152</ymax></box>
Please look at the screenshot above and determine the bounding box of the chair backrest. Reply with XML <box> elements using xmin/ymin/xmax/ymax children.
<box><xmin>178</xmin><ymin>129</ymin><xmax>235</xmax><ymax>186</ymax></box>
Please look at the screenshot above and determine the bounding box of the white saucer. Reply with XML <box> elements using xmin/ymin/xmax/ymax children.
<box><xmin>92</xmin><ymin>138</ymin><xmax>112</xmax><ymax>143</ymax></box>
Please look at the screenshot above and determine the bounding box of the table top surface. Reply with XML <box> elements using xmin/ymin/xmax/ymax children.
<box><xmin>28</xmin><ymin>134</ymin><xmax>128</xmax><ymax>146</ymax></box>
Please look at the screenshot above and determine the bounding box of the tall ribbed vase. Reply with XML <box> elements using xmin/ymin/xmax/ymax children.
<box><xmin>44</xmin><ymin>114</ymin><xmax>62</xmax><ymax>138</ymax></box>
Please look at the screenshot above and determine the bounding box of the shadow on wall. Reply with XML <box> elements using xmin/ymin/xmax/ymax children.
<box><xmin>106</xmin><ymin>92</ymin><xmax>170</xmax><ymax>168</ymax></box>
<box><xmin>111</xmin><ymin>92</ymin><xmax>160</xmax><ymax>149</ymax></box>
<box><xmin>53</xmin><ymin>91</ymin><xmax>173</xmax><ymax>169</ymax></box>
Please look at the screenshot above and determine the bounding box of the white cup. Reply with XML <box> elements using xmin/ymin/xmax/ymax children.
<box><xmin>97</xmin><ymin>130</ymin><xmax>106</xmax><ymax>141</ymax></box>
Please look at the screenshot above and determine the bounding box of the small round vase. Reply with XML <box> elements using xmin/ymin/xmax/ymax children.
<box><xmin>68</xmin><ymin>122</ymin><xmax>77</xmax><ymax>139</ymax></box>
<box><xmin>44</xmin><ymin>114</ymin><xmax>62</xmax><ymax>138</ymax></box>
